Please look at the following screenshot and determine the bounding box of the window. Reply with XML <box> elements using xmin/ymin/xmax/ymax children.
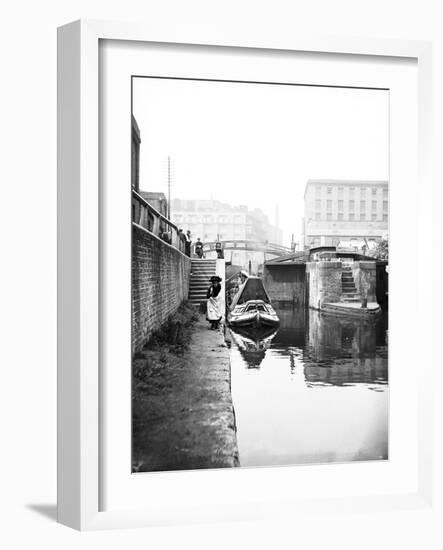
<box><xmin>383</xmin><ymin>201</ymin><xmax>388</xmax><ymax>212</ymax></box>
<box><xmin>349</xmin><ymin>187</ymin><xmax>355</xmax><ymax>197</ymax></box>
<box><xmin>327</xmin><ymin>200</ymin><xmax>332</xmax><ymax>211</ymax></box>
<box><xmin>372</xmin><ymin>188</ymin><xmax>377</xmax><ymax>196</ymax></box>
<box><xmin>315</xmin><ymin>212</ymin><xmax>321</xmax><ymax>220</ymax></box>
<box><xmin>338</xmin><ymin>187</ymin><xmax>344</xmax><ymax>198</ymax></box>
<box><xmin>360</xmin><ymin>200</ymin><xmax>366</xmax><ymax>211</ymax></box>
<box><xmin>372</xmin><ymin>213</ymin><xmax>377</xmax><ymax>221</ymax></box>
<box><xmin>360</xmin><ymin>188</ymin><xmax>366</xmax><ymax>198</ymax></box>
<box><xmin>361</xmin><ymin>213</ymin><xmax>366</xmax><ymax>221</ymax></box>
<box><xmin>326</xmin><ymin>212</ymin><xmax>332</xmax><ymax>221</ymax></box>
<box><xmin>315</xmin><ymin>199</ymin><xmax>321</xmax><ymax>210</ymax></box>
<box><xmin>383</xmin><ymin>188</ymin><xmax>388</xmax><ymax>197</ymax></box>
<box><xmin>372</xmin><ymin>200</ymin><xmax>377</xmax><ymax>211</ymax></box>
<box><xmin>338</xmin><ymin>213</ymin><xmax>344</xmax><ymax>220</ymax></box>
<box><xmin>349</xmin><ymin>213</ymin><xmax>355</xmax><ymax>221</ymax></box>
<box><xmin>327</xmin><ymin>187</ymin><xmax>332</xmax><ymax>195</ymax></box>
<box><xmin>315</xmin><ymin>186</ymin><xmax>321</xmax><ymax>196</ymax></box>
<box><xmin>338</xmin><ymin>200</ymin><xmax>344</xmax><ymax>212</ymax></box>
<box><xmin>383</xmin><ymin>214</ymin><xmax>388</xmax><ymax>222</ymax></box>
<box><xmin>349</xmin><ymin>200</ymin><xmax>355</xmax><ymax>212</ymax></box>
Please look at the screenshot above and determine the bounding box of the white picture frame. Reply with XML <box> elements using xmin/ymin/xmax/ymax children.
<box><xmin>57</xmin><ymin>19</ymin><xmax>433</xmax><ymax>531</ymax></box>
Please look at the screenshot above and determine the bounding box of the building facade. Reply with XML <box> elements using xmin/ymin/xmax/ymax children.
<box><xmin>171</xmin><ymin>198</ymin><xmax>282</xmax><ymax>270</ymax></box>
<box><xmin>302</xmin><ymin>179</ymin><xmax>389</xmax><ymax>248</ymax></box>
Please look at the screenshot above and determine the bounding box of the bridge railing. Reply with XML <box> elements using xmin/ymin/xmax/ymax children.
<box><xmin>132</xmin><ymin>190</ymin><xmax>186</xmax><ymax>254</ymax></box>
<box><xmin>202</xmin><ymin>240</ymin><xmax>292</xmax><ymax>255</ymax></box>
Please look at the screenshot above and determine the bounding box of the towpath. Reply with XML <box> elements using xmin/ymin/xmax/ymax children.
<box><xmin>132</xmin><ymin>314</ymin><xmax>239</xmax><ymax>472</ymax></box>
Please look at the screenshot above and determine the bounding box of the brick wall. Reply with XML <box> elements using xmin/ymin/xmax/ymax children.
<box><xmin>352</xmin><ymin>261</ymin><xmax>377</xmax><ymax>302</ymax></box>
<box><xmin>132</xmin><ymin>223</ymin><xmax>191</xmax><ymax>353</ymax></box>
<box><xmin>306</xmin><ymin>260</ymin><xmax>378</xmax><ymax>310</ymax></box>
<box><xmin>306</xmin><ymin>261</ymin><xmax>342</xmax><ymax>309</ymax></box>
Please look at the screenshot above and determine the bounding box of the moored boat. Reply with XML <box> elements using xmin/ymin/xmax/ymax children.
<box><xmin>227</xmin><ymin>276</ymin><xmax>280</xmax><ymax>328</ymax></box>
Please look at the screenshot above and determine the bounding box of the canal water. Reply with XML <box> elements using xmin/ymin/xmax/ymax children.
<box><xmin>228</xmin><ymin>307</ymin><xmax>388</xmax><ymax>467</ymax></box>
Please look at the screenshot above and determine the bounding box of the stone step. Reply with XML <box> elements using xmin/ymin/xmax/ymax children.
<box><xmin>189</xmin><ymin>289</ymin><xmax>208</xmax><ymax>293</ymax></box>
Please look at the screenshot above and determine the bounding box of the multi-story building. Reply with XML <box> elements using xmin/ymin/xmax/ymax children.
<box><xmin>302</xmin><ymin>179</ymin><xmax>389</xmax><ymax>249</ymax></box>
<box><xmin>171</xmin><ymin>198</ymin><xmax>282</xmax><ymax>270</ymax></box>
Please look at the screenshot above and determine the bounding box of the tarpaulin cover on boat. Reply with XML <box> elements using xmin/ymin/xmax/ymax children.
<box><xmin>230</xmin><ymin>277</ymin><xmax>271</xmax><ymax>308</ymax></box>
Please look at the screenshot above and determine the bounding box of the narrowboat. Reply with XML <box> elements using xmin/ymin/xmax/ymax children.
<box><xmin>227</xmin><ymin>276</ymin><xmax>280</xmax><ymax>328</ymax></box>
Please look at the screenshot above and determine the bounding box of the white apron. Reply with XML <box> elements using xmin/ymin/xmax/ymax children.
<box><xmin>207</xmin><ymin>294</ymin><xmax>222</xmax><ymax>321</ymax></box>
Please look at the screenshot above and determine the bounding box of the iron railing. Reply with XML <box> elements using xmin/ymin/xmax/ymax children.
<box><xmin>132</xmin><ymin>189</ymin><xmax>186</xmax><ymax>254</ymax></box>
<box><xmin>202</xmin><ymin>239</ymin><xmax>292</xmax><ymax>256</ymax></box>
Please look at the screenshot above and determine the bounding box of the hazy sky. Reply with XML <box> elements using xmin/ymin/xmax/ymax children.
<box><xmin>133</xmin><ymin>77</ymin><xmax>388</xmax><ymax>246</ymax></box>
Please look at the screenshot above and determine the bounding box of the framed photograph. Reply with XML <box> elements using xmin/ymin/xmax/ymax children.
<box><xmin>57</xmin><ymin>20</ymin><xmax>433</xmax><ymax>530</ymax></box>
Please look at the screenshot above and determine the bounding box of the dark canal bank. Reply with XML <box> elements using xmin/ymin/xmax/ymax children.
<box><xmin>228</xmin><ymin>306</ymin><xmax>388</xmax><ymax>467</ymax></box>
<box><xmin>132</xmin><ymin>305</ymin><xmax>238</xmax><ymax>472</ymax></box>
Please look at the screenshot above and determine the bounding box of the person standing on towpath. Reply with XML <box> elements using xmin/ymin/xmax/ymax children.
<box><xmin>206</xmin><ymin>275</ymin><xmax>223</xmax><ymax>330</ymax></box>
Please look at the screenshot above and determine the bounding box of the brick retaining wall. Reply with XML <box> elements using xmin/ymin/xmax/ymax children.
<box><xmin>306</xmin><ymin>261</ymin><xmax>342</xmax><ymax>309</ymax></box>
<box><xmin>352</xmin><ymin>261</ymin><xmax>377</xmax><ymax>302</ymax></box>
<box><xmin>132</xmin><ymin>223</ymin><xmax>191</xmax><ymax>353</ymax></box>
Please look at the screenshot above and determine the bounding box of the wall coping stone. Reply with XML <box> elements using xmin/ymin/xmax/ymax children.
<box><xmin>133</xmin><ymin>222</ymin><xmax>190</xmax><ymax>260</ymax></box>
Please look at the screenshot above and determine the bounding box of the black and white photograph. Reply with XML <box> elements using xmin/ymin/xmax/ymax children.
<box><xmin>131</xmin><ymin>76</ymin><xmax>389</xmax><ymax>473</ymax></box>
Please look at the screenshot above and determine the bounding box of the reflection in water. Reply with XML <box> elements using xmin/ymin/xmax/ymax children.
<box><xmin>230</xmin><ymin>327</ymin><xmax>278</xmax><ymax>368</ymax></box>
<box><xmin>229</xmin><ymin>307</ymin><xmax>389</xmax><ymax>467</ymax></box>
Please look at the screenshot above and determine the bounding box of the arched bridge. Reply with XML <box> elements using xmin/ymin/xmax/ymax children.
<box><xmin>202</xmin><ymin>240</ymin><xmax>292</xmax><ymax>256</ymax></box>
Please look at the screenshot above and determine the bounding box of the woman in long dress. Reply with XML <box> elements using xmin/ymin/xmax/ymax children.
<box><xmin>206</xmin><ymin>275</ymin><xmax>223</xmax><ymax>330</ymax></box>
